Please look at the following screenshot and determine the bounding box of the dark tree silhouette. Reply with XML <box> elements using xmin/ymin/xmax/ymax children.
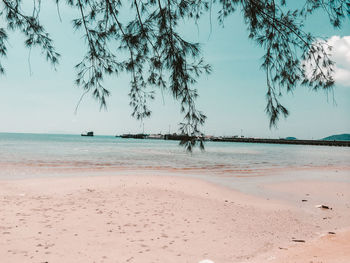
<box><xmin>0</xmin><ymin>0</ymin><xmax>349</xmax><ymax>150</ymax></box>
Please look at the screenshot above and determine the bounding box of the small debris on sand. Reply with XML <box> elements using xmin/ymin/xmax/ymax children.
<box><xmin>292</xmin><ymin>239</ymin><xmax>305</xmax><ymax>243</ymax></box>
<box><xmin>315</xmin><ymin>205</ymin><xmax>331</xmax><ymax>210</ymax></box>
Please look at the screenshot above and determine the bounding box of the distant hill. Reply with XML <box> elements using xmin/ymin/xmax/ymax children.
<box><xmin>322</xmin><ymin>134</ymin><xmax>350</xmax><ymax>141</ymax></box>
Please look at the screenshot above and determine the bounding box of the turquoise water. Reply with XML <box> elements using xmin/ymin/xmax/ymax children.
<box><xmin>0</xmin><ymin>132</ymin><xmax>350</xmax><ymax>179</ymax></box>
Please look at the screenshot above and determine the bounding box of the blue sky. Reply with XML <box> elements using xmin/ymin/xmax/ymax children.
<box><xmin>0</xmin><ymin>1</ymin><xmax>349</xmax><ymax>139</ymax></box>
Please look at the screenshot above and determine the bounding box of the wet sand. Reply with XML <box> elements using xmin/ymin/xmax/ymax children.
<box><xmin>1</xmin><ymin>173</ymin><xmax>349</xmax><ymax>262</ymax></box>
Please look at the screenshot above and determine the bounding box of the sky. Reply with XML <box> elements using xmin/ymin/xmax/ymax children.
<box><xmin>0</xmin><ymin>1</ymin><xmax>349</xmax><ymax>139</ymax></box>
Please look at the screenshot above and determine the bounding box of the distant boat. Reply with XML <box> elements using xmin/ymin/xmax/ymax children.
<box><xmin>285</xmin><ymin>137</ymin><xmax>297</xmax><ymax>140</ymax></box>
<box><xmin>81</xmin><ymin>131</ymin><xmax>94</xmax><ymax>137</ymax></box>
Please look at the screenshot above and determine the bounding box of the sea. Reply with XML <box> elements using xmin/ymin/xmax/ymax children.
<box><xmin>1</xmin><ymin>132</ymin><xmax>349</xmax><ymax>193</ymax></box>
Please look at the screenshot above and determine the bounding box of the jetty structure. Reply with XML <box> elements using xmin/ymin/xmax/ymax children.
<box><xmin>120</xmin><ymin>133</ymin><xmax>148</xmax><ymax>139</ymax></box>
<box><xmin>210</xmin><ymin>137</ymin><xmax>350</xmax><ymax>147</ymax></box>
<box><xmin>117</xmin><ymin>133</ymin><xmax>350</xmax><ymax>147</ymax></box>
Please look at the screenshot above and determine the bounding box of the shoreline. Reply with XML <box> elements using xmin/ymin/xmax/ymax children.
<box><xmin>1</xmin><ymin>172</ymin><xmax>349</xmax><ymax>262</ymax></box>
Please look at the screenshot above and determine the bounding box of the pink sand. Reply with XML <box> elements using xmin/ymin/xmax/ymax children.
<box><xmin>0</xmin><ymin>174</ymin><xmax>349</xmax><ymax>262</ymax></box>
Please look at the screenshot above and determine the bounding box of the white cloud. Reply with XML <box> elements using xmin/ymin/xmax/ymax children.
<box><xmin>328</xmin><ymin>35</ymin><xmax>350</xmax><ymax>87</ymax></box>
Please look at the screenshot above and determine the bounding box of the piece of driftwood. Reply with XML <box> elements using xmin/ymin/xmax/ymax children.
<box><xmin>292</xmin><ymin>239</ymin><xmax>305</xmax><ymax>242</ymax></box>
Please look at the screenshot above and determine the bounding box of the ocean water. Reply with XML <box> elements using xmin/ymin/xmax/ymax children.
<box><xmin>1</xmin><ymin>132</ymin><xmax>350</xmax><ymax>181</ymax></box>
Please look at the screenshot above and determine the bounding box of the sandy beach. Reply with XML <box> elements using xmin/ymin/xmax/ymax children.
<box><xmin>1</xmin><ymin>0</ymin><xmax>350</xmax><ymax>261</ymax></box>
<box><xmin>1</xmin><ymin>172</ymin><xmax>349</xmax><ymax>263</ymax></box>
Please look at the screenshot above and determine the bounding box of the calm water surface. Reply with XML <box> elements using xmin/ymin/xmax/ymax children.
<box><xmin>1</xmin><ymin>133</ymin><xmax>349</xmax><ymax>179</ymax></box>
